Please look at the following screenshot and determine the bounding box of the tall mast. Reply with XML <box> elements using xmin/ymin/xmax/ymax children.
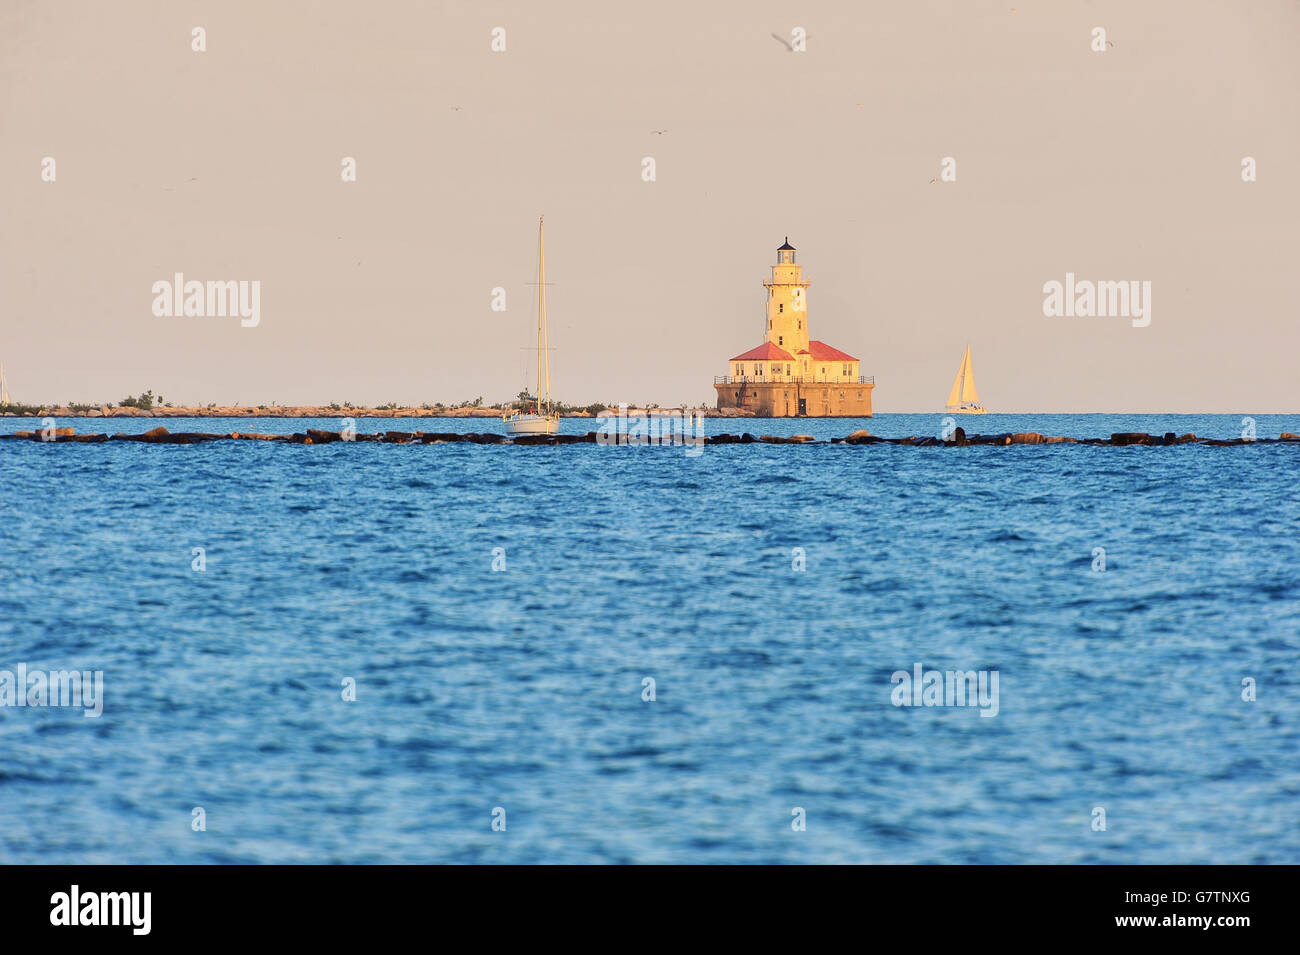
<box><xmin>539</xmin><ymin>216</ymin><xmax>550</xmax><ymax>410</ymax></box>
<box><xmin>536</xmin><ymin>217</ymin><xmax>544</xmax><ymax>413</ymax></box>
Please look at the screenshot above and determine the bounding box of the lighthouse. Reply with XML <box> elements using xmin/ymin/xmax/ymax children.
<box><xmin>714</xmin><ymin>238</ymin><xmax>874</xmax><ymax>416</ymax></box>
<box><xmin>767</xmin><ymin>238</ymin><xmax>811</xmax><ymax>359</ymax></box>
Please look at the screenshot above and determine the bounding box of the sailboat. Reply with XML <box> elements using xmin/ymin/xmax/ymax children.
<box><xmin>503</xmin><ymin>216</ymin><xmax>561</xmax><ymax>436</ymax></box>
<box><xmin>944</xmin><ymin>345</ymin><xmax>986</xmax><ymax>414</ymax></box>
<box><xmin>0</xmin><ymin>363</ymin><xmax>10</xmax><ymax>406</ymax></box>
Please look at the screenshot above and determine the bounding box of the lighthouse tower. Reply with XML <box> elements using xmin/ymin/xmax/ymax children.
<box><xmin>765</xmin><ymin>238</ymin><xmax>810</xmax><ymax>362</ymax></box>
<box><xmin>714</xmin><ymin>237</ymin><xmax>873</xmax><ymax>417</ymax></box>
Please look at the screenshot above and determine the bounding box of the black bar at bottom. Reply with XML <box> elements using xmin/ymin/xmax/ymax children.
<box><xmin>0</xmin><ymin>864</ymin><xmax>1281</xmax><ymax>941</ymax></box>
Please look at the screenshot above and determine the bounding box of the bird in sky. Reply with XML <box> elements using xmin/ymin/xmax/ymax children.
<box><xmin>770</xmin><ymin>32</ymin><xmax>795</xmax><ymax>51</ymax></box>
<box><xmin>651</xmin><ymin>129</ymin><xmax>667</xmax><ymax>135</ymax></box>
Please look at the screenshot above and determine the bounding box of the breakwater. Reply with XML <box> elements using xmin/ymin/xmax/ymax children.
<box><xmin>3</xmin><ymin>425</ymin><xmax>1299</xmax><ymax>446</ymax></box>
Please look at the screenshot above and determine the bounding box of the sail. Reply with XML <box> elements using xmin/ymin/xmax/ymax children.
<box><xmin>946</xmin><ymin>346</ymin><xmax>980</xmax><ymax>408</ymax></box>
<box><xmin>946</xmin><ymin>349</ymin><xmax>967</xmax><ymax>407</ymax></box>
<box><xmin>960</xmin><ymin>347</ymin><xmax>979</xmax><ymax>403</ymax></box>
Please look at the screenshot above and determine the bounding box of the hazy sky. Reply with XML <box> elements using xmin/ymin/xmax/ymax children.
<box><xmin>3</xmin><ymin>1</ymin><xmax>1298</xmax><ymax>411</ymax></box>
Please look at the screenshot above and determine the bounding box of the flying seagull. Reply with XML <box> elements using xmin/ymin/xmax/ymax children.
<box><xmin>770</xmin><ymin>32</ymin><xmax>795</xmax><ymax>51</ymax></box>
<box><xmin>651</xmin><ymin>129</ymin><xmax>667</xmax><ymax>135</ymax></box>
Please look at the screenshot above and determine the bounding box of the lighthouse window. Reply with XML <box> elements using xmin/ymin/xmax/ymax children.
<box><xmin>797</xmin><ymin>320</ymin><xmax>801</xmax><ymax>330</ymax></box>
<box><xmin>778</xmin><ymin>336</ymin><xmax>783</xmax><ymax>346</ymax></box>
<box><xmin>779</xmin><ymin>304</ymin><xmax>784</xmax><ymax>313</ymax></box>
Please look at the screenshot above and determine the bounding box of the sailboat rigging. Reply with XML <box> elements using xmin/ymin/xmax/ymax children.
<box><xmin>503</xmin><ymin>217</ymin><xmax>561</xmax><ymax>435</ymax></box>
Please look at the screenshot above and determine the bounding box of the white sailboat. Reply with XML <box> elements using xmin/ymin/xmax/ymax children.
<box><xmin>503</xmin><ymin>217</ymin><xmax>561</xmax><ymax>436</ymax></box>
<box><xmin>0</xmin><ymin>363</ymin><xmax>10</xmax><ymax>406</ymax></box>
<box><xmin>944</xmin><ymin>345</ymin><xmax>986</xmax><ymax>414</ymax></box>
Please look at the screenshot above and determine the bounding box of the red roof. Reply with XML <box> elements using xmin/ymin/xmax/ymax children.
<box><xmin>807</xmin><ymin>340</ymin><xmax>858</xmax><ymax>362</ymax></box>
<box><xmin>730</xmin><ymin>342</ymin><xmax>794</xmax><ymax>362</ymax></box>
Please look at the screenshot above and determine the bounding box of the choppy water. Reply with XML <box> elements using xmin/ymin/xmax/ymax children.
<box><xmin>1</xmin><ymin>413</ymin><xmax>1298</xmax><ymax>863</ymax></box>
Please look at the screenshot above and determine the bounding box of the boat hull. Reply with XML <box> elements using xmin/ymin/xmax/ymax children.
<box><xmin>503</xmin><ymin>414</ymin><xmax>560</xmax><ymax>435</ymax></box>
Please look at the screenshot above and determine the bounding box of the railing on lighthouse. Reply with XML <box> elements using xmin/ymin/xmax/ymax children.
<box><xmin>714</xmin><ymin>375</ymin><xmax>874</xmax><ymax>385</ymax></box>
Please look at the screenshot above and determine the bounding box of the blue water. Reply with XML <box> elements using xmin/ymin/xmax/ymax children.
<box><xmin>1</xmin><ymin>414</ymin><xmax>1298</xmax><ymax>863</ymax></box>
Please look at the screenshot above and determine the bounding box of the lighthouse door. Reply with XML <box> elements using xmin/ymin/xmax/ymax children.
<box><xmin>797</xmin><ymin>398</ymin><xmax>807</xmax><ymax>415</ymax></box>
